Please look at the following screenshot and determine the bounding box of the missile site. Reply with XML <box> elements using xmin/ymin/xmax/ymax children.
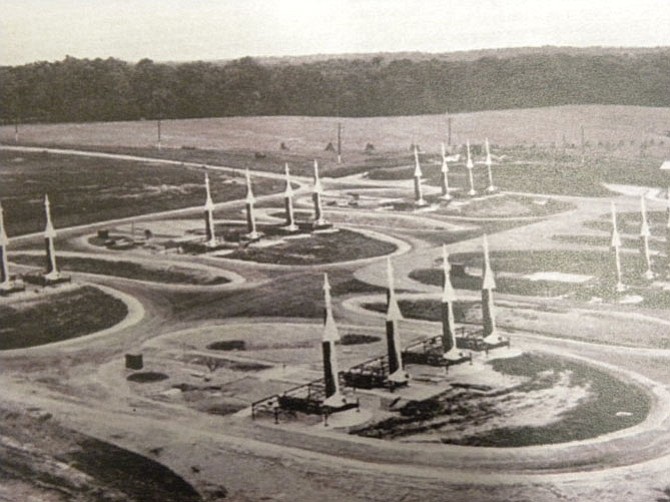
<box><xmin>2</xmin><ymin>5</ymin><xmax>670</xmax><ymax>501</ymax></box>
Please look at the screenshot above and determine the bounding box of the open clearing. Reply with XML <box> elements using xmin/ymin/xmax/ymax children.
<box><xmin>225</xmin><ymin>228</ymin><xmax>398</xmax><ymax>265</ymax></box>
<box><xmin>3</xmin><ymin>105</ymin><xmax>669</xmax><ymax>155</ymax></box>
<box><xmin>2</xmin><ymin>106</ymin><xmax>670</xmax><ymax>501</ymax></box>
<box><xmin>353</xmin><ymin>353</ymin><xmax>649</xmax><ymax>447</ymax></box>
<box><xmin>0</xmin><ymin>150</ymin><xmax>284</xmax><ymax>236</ymax></box>
<box><xmin>10</xmin><ymin>254</ymin><xmax>231</xmax><ymax>285</ymax></box>
<box><xmin>0</xmin><ymin>285</ymin><xmax>128</xmax><ymax>350</ymax></box>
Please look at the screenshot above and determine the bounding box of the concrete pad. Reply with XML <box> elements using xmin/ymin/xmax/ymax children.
<box><xmin>255</xmin><ymin>365</ymin><xmax>307</xmax><ymax>382</ymax></box>
<box><xmin>359</xmin><ymin>382</ymin><xmax>450</xmax><ymax>402</ymax></box>
<box><xmin>619</xmin><ymin>294</ymin><xmax>644</xmax><ymax>304</ymax></box>
<box><xmin>486</xmin><ymin>348</ymin><xmax>524</xmax><ymax>361</ymax></box>
<box><xmin>524</xmin><ymin>271</ymin><xmax>592</xmax><ymax>283</ymax></box>
<box><xmin>320</xmin><ymin>408</ymin><xmax>373</xmax><ymax>429</ymax></box>
<box><xmin>249</xmin><ymin>239</ymin><xmax>284</xmax><ymax>248</ymax></box>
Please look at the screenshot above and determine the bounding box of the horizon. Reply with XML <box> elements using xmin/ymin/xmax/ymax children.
<box><xmin>4</xmin><ymin>44</ymin><xmax>670</xmax><ymax>67</ymax></box>
<box><xmin>2</xmin><ymin>0</ymin><xmax>670</xmax><ymax>66</ymax></box>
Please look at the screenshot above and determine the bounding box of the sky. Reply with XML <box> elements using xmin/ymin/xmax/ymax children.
<box><xmin>1</xmin><ymin>0</ymin><xmax>670</xmax><ymax>65</ymax></box>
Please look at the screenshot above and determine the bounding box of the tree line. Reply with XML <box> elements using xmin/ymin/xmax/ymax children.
<box><xmin>1</xmin><ymin>50</ymin><xmax>669</xmax><ymax>124</ymax></box>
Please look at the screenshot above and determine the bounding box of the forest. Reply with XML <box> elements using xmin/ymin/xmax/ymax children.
<box><xmin>1</xmin><ymin>49</ymin><xmax>669</xmax><ymax>124</ymax></box>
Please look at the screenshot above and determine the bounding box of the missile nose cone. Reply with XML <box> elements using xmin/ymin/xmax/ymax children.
<box><xmin>466</xmin><ymin>140</ymin><xmax>474</xmax><ymax>169</ymax></box>
<box><xmin>442</xmin><ymin>245</ymin><xmax>457</xmax><ymax>302</ymax></box>
<box><xmin>322</xmin><ymin>273</ymin><xmax>340</xmax><ymax>342</ymax></box>
<box><xmin>313</xmin><ymin>160</ymin><xmax>323</xmax><ymax>193</ymax></box>
<box><xmin>204</xmin><ymin>173</ymin><xmax>215</xmax><ymax>209</ymax></box>
<box><xmin>640</xmin><ymin>195</ymin><xmax>650</xmax><ymax>236</ymax></box>
<box><xmin>284</xmin><ymin>163</ymin><xmax>294</xmax><ymax>196</ymax></box>
<box><xmin>0</xmin><ymin>201</ymin><xmax>7</xmax><ymax>245</ymax></box>
<box><xmin>245</xmin><ymin>169</ymin><xmax>255</xmax><ymax>203</ymax></box>
<box><xmin>412</xmin><ymin>145</ymin><xmax>423</xmax><ymax>178</ymax></box>
<box><xmin>385</xmin><ymin>257</ymin><xmax>403</xmax><ymax>321</ymax></box>
<box><xmin>482</xmin><ymin>234</ymin><xmax>496</xmax><ymax>290</ymax></box>
<box><xmin>610</xmin><ymin>202</ymin><xmax>620</xmax><ymax>246</ymax></box>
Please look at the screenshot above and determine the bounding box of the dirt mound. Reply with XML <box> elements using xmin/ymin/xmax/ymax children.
<box><xmin>127</xmin><ymin>372</ymin><xmax>169</xmax><ymax>383</ymax></box>
<box><xmin>340</xmin><ymin>333</ymin><xmax>381</xmax><ymax>345</ymax></box>
<box><xmin>0</xmin><ymin>406</ymin><xmax>205</xmax><ymax>502</ymax></box>
<box><xmin>207</xmin><ymin>340</ymin><xmax>246</xmax><ymax>351</ymax></box>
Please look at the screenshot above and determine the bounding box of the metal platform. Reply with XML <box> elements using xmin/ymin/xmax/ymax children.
<box><xmin>341</xmin><ymin>353</ymin><xmax>409</xmax><ymax>391</ymax></box>
<box><xmin>251</xmin><ymin>379</ymin><xmax>358</xmax><ymax>422</ymax></box>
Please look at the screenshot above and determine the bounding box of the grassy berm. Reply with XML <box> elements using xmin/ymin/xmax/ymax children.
<box><xmin>0</xmin><ymin>406</ymin><xmax>209</xmax><ymax>501</ymax></box>
<box><xmin>10</xmin><ymin>255</ymin><xmax>229</xmax><ymax>285</ymax></box>
<box><xmin>0</xmin><ymin>286</ymin><xmax>128</xmax><ymax>350</ymax></box>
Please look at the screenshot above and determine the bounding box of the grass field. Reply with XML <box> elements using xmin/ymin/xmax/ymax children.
<box><xmin>0</xmin><ymin>286</ymin><xmax>128</xmax><ymax>350</ymax></box>
<box><xmin>410</xmin><ymin>249</ymin><xmax>670</xmax><ymax>303</ymax></box>
<box><xmin>364</xmin><ymin>299</ymin><xmax>478</xmax><ymax>323</ymax></box>
<box><xmin>0</xmin><ymin>150</ymin><xmax>284</xmax><ymax>236</ymax></box>
<box><xmin>169</xmin><ymin>269</ymin><xmax>386</xmax><ymax>321</ymax></box>
<box><xmin>586</xmin><ymin>210</ymin><xmax>670</xmax><ymax>234</ymax></box>
<box><xmin>435</xmin><ymin>194</ymin><xmax>574</xmax><ymax>218</ymax></box>
<box><xmin>552</xmin><ymin>233</ymin><xmax>666</xmax><ymax>253</ymax></box>
<box><xmin>352</xmin><ymin>353</ymin><xmax>650</xmax><ymax>447</ymax></box>
<box><xmin>2</xmin><ymin>105</ymin><xmax>668</xmax><ymax>184</ymax></box>
<box><xmin>367</xmin><ymin>150</ymin><xmax>667</xmax><ymax>197</ymax></box>
<box><xmin>3</xmin><ymin>105</ymin><xmax>669</xmax><ymax>156</ymax></box>
<box><xmin>10</xmin><ymin>255</ymin><xmax>230</xmax><ymax>285</ymax></box>
<box><xmin>225</xmin><ymin>229</ymin><xmax>397</xmax><ymax>265</ymax></box>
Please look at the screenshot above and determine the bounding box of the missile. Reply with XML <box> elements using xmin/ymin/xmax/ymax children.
<box><xmin>385</xmin><ymin>257</ymin><xmax>408</xmax><ymax>384</ymax></box>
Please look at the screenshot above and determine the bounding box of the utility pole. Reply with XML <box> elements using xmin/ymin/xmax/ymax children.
<box><xmin>14</xmin><ymin>117</ymin><xmax>19</xmax><ymax>144</ymax></box>
<box><xmin>448</xmin><ymin>118</ymin><xmax>452</xmax><ymax>147</ymax></box>
<box><xmin>157</xmin><ymin>118</ymin><xmax>162</xmax><ymax>151</ymax></box>
<box><xmin>337</xmin><ymin>122</ymin><xmax>342</xmax><ymax>164</ymax></box>
<box><xmin>580</xmin><ymin>125</ymin><xmax>585</xmax><ymax>164</ymax></box>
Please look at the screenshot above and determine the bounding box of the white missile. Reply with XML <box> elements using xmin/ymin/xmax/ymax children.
<box><xmin>385</xmin><ymin>258</ymin><xmax>408</xmax><ymax>384</ymax></box>
<box><xmin>321</xmin><ymin>273</ymin><xmax>346</xmax><ymax>408</ymax></box>
<box><xmin>639</xmin><ymin>195</ymin><xmax>654</xmax><ymax>279</ymax></box>
<box><xmin>466</xmin><ymin>140</ymin><xmax>476</xmax><ymax>196</ymax></box>
<box><xmin>610</xmin><ymin>202</ymin><xmax>626</xmax><ymax>292</ymax></box>
<box><xmin>43</xmin><ymin>195</ymin><xmax>60</xmax><ymax>280</ymax></box>
<box><xmin>440</xmin><ymin>142</ymin><xmax>452</xmax><ymax>200</ymax></box>
<box><xmin>441</xmin><ymin>246</ymin><xmax>461</xmax><ymax>361</ymax></box>
<box><xmin>485</xmin><ymin>138</ymin><xmax>496</xmax><ymax>193</ymax></box>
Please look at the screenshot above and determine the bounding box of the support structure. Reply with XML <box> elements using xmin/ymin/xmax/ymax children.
<box><xmin>244</xmin><ymin>169</ymin><xmax>260</xmax><ymax>240</ymax></box>
<box><xmin>610</xmin><ymin>202</ymin><xmax>626</xmax><ymax>292</ymax></box>
<box><xmin>43</xmin><ymin>195</ymin><xmax>61</xmax><ymax>281</ymax></box>
<box><xmin>337</xmin><ymin>123</ymin><xmax>342</xmax><ymax>164</ymax></box>
<box><xmin>481</xmin><ymin>235</ymin><xmax>501</xmax><ymax>345</ymax></box>
<box><xmin>385</xmin><ymin>258</ymin><xmax>409</xmax><ymax>385</ymax></box>
<box><xmin>440</xmin><ymin>142</ymin><xmax>452</xmax><ymax>200</ymax></box>
<box><xmin>322</xmin><ymin>273</ymin><xmax>347</xmax><ymax>408</ymax></box>
<box><xmin>312</xmin><ymin>160</ymin><xmax>329</xmax><ymax>228</ymax></box>
<box><xmin>0</xmin><ymin>202</ymin><xmax>10</xmax><ymax>289</ymax></box>
<box><xmin>666</xmin><ymin>189</ymin><xmax>670</xmax><ymax>275</ymax></box>
<box><xmin>283</xmin><ymin>163</ymin><xmax>299</xmax><ymax>232</ymax></box>
<box><xmin>466</xmin><ymin>140</ymin><xmax>476</xmax><ymax>196</ymax></box>
<box><xmin>639</xmin><ymin>195</ymin><xmax>654</xmax><ymax>280</ymax></box>
<box><xmin>441</xmin><ymin>246</ymin><xmax>463</xmax><ymax>361</ymax></box>
<box><xmin>484</xmin><ymin>138</ymin><xmax>497</xmax><ymax>193</ymax></box>
<box><xmin>413</xmin><ymin>146</ymin><xmax>427</xmax><ymax>206</ymax></box>
<box><xmin>203</xmin><ymin>173</ymin><xmax>218</xmax><ymax>246</ymax></box>
<box><xmin>447</xmin><ymin>115</ymin><xmax>452</xmax><ymax>146</ymax></box>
